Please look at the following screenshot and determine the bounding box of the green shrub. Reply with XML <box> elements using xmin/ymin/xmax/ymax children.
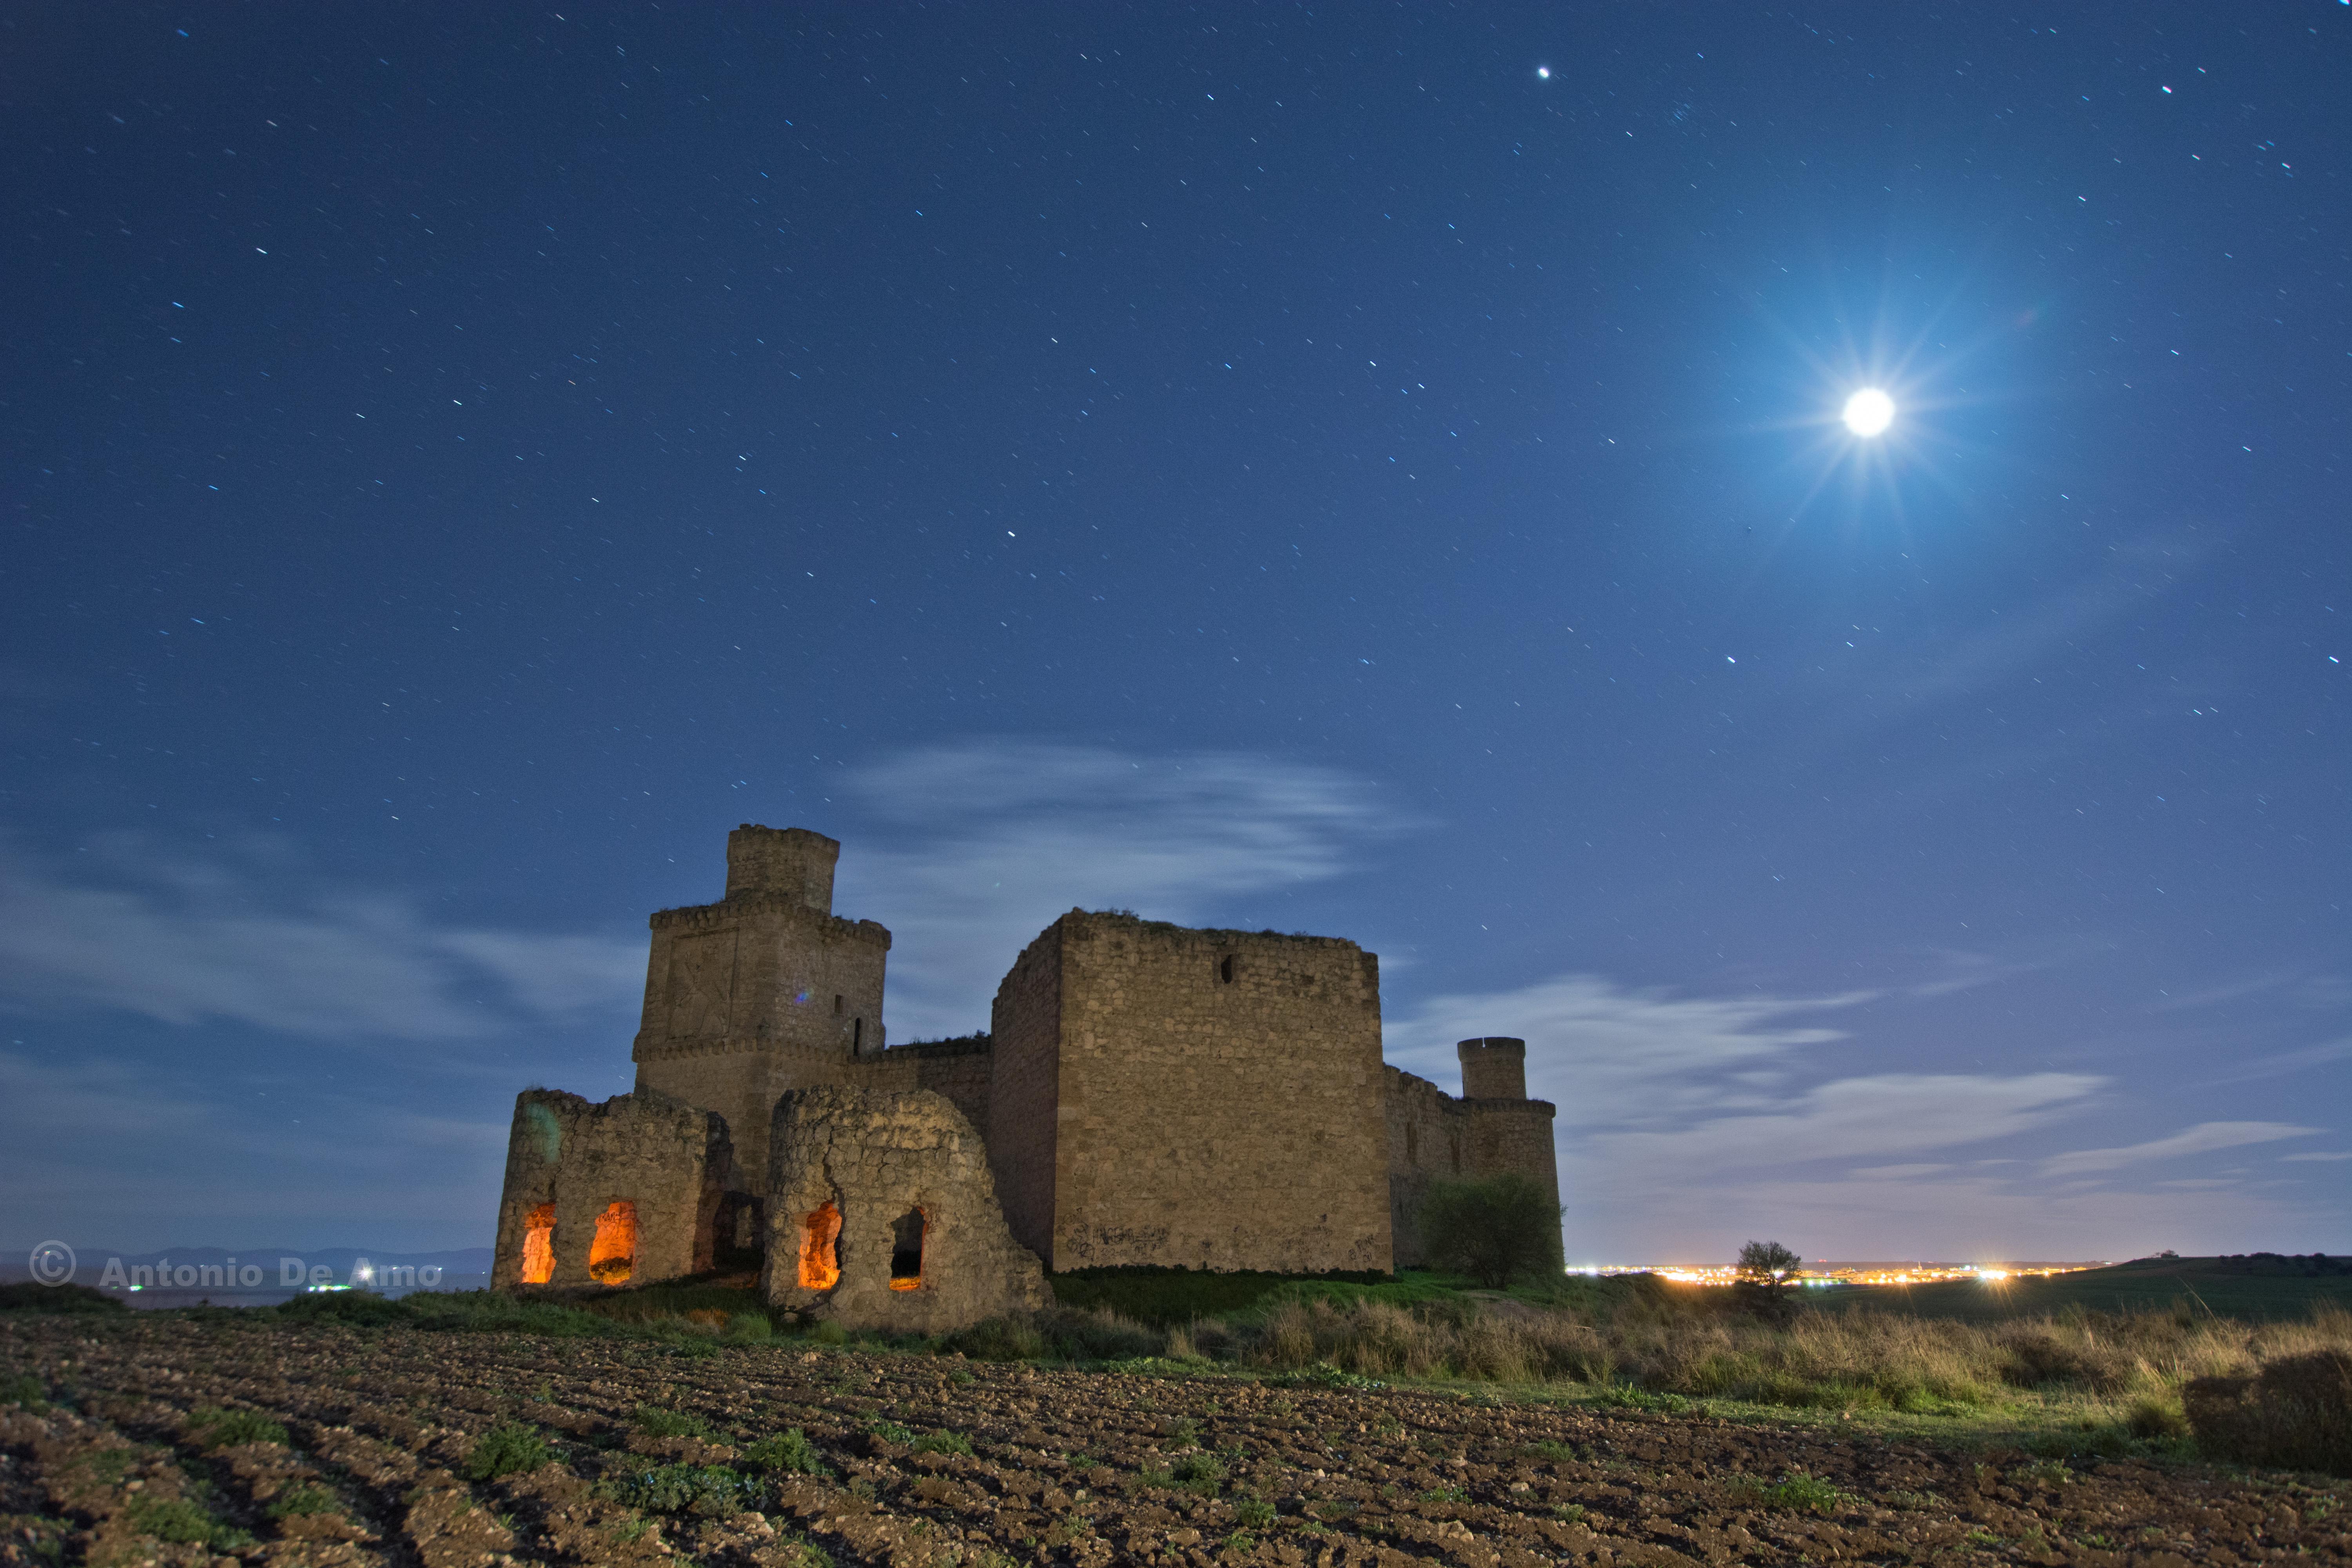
<box><xmin>2126</xmin><ymin>1394</ymin><xmax>2191</xmax><ymax>1439</ymax></box>
<box><xmin>125</xmin><ymin>1494</ymin><xmax>247</xmax><ymax>1548</ymax></box>
<box><xmin>1755</xmin><ymin>1472</ymin><xmax>1845</xmax><ymax>1515</ymax></box>
<box><xmin>742</xmin><ymin>1428</ymin><xmax>827</xmax><ymax>1475</ymax></box>
<box><xmin>2184</xmin><ymin>1349</ymin><xmax>2352</xmax><ymax>1477</ymax></box>
<box><xmin>604</xmin><ymin>1462</ymin><xmax>769</xmax><ymax>1516</ymax></box>
<box><xmin>1416</xmin><ymin>1176</ymin><xmax>1563</xmax><ymax>1289</ymax></box>
<box><xmin>187</xmin><ymin>1406</ymin><xmax>288</xmax><ymax>1449</ymax></box>
<box><xmin>1172</xmin><ymin>1452</ymin><xmax>1225</xmax><ymax>1495</ymax></box>
<box><xmin>0</xmin><ymin>1372</ymin><xmax>46</xmax><ymax>1410</ymax></box>
<box><xmin>633</xmin><ymin>1405</ymin><xmax>714</xmax><ymax>1440</ymax></box>
<box><xmin>726</xmin><ymin>1312</ymin><xmax>773</xmax><ymax>1343</ymax></box>
<box><xmin>1231</xmin><ymin>1493</ymin><xmax>1275</xmax><ymax>1528</ymax></box>
<box><xmin>867</xmin><ymin>1418</ymin><xmax>914</xmax><ymax>1445</ymax></box>
<box><xmin>465</xmin><ymin>1422</ymin><xmax>551</xmax><ymax>1481</ymax></box>
<box><xmin>266</xmin><ymin>1484</ymin><xmax>339</xmax><ymax>1519</ymax></box>
<box><xmin>271</xmin><ymin>1290</ymin><xmax>414</xmax><ymax>1328</ymax></box>
<box><xmin>910</xmin><ymin>1430</ymin><xmax>974</xmax><ymax>1457</ymax></box>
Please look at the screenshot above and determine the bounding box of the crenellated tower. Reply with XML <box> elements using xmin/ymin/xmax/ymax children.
<box><xmin>631</xmin><ymin>824</ymin><xmax>891</xmax><ymax>1194</ymax></box>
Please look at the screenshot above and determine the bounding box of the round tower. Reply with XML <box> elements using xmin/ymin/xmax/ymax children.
<box><xmin>1456</xmin><ymin>1036</ymin><xmax>1528</xmax><ymax>1100</ymax></box>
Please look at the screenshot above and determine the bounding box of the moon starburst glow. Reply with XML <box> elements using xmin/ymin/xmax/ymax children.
<box><xmin>1842</xmin><ymin>387</ymin><xmax>1896</xmax><ymax>436</ymax></box>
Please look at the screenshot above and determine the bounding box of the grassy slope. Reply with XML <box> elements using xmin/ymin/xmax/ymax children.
<box><xmin>1814</xmin><ymin>1256</ymin><xmax>2352</xmax><ymax>1323</ymax></box>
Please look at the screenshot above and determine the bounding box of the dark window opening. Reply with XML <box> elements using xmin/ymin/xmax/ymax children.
<box><xmin>853</xmin><ymin>1016</ymin><xmax>863</xmax><ymax>1050</ymax></box>
<box><xmin>889</xmin><ymin>1207</ymin><xmax>927</xmax><ymax>1291</ymax></box>
<box><xmin>1218</xmin><ymin>955</ymin><xmax>1235</xmax><ymax>984</ymax></box>
<box><xmin>833</xmin><ymin>993</ymin><xmax>843</xmax><ymax>1014</ymax></box>
<box><xmin>1405</xmin><ymin>1125</ymin><xmax>1419</xmax><ymax>1167</ymax></box>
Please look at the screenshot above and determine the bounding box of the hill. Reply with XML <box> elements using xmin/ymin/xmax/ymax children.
<box><xmin>1814</xmin><ymin>1253</ymin><xmax>2352</xmax><ymax>1322</ymax></box>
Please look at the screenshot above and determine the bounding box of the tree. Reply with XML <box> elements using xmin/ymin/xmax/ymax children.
<box><xmin>1417</xmin><ymin>1175</ymin><xmax>1564</xmax><ymax>1289</ymax></box>
<box><xmin>1733</xmin><ymin>1240</ymin><xmax>1804</xmax><ymax>1322</ymax></box>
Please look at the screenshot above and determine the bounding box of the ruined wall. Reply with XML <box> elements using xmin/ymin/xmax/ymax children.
<box><xmin>491</xmin><ymin>1089</ymin><xmax>740</xmax><ymax>1290</ymax></box>
<box><xmin>631</xmin><ymin>824</ymin><xmax>891</xmax><ymax>1195</ymax></box>
<box><xmin>993</xmin><ymin>912</ymin><xmax>1393</xmax><ymax>1274</ymax></box>
<box><xmin>761</xmin><ymin>1086</ymin><xmax>1049</xmax><ymax>1333</ymax></box>
<box><xmin>1382</xmin><ymin>1038</ymin><xmax>1563</xmax><ymax>1271</ymax></box>
<box><xmin>848</xmin><ymin>1038</ymin><xmax>992</xmax><ymax>1132</ymax></box>
<box><xmin>986</xmin><ymin>935</ymin><xmax>1063</xmax><ymax>1261</ymax></box>
<box><xmin>1384</xmin><ymin>1067</ymin><xmax>1468</xmax><ymax>1269</ymax></box>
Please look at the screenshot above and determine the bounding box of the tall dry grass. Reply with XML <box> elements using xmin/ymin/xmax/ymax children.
<box><xmin>1177</xmin><ymin>1294</ymin><xmax>2352</xmax><ymax>1428</ymax></box>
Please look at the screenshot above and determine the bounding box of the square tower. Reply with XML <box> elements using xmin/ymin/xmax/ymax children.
<box><xmin>987</xmin><ymin>911</ymin><xmax>1394</xmax><ymax>1274</ymax></box>
<box><xmin>631</xmin><ymin>825</ymin><xmax>891</xmax><ymax>1193</ymax></box>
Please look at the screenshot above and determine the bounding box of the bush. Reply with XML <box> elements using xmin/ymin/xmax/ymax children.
<box><xmin>465</xmin><ymin>1421</ymin><xmax>551</xmax><ymax>1481</ymax></box>
<box><xmin>633</xmin><ymin>1405</ymin><xmax>714</xmax><ymax>1439</ymax></box>
<box><xmin>2184</xmin><ymin>1348</ymin><xmax>2352</xmax><ymax>1476</ymax></box>
<box><xmin>266</xmin><ymin>1484</ymin><xmax>340</xmax><ymax>1519</ymax></box>
<box><xmin>187</xmin><ymin>1406</ymin><xmax>289</xmax><ymax>1449</ymax></box>
<box><xmin>1</xmin><ymin>1372</ymin><xmax>46</xmax><ymax>1411</ymax></box>
<box><xmin>742</xmin><ymin>1429</ymin><xmax>827</xmax><ymax>1475</ymax></box>
<box><xmin>909</xmin><ymin>1430</ymin><xmax>973</xmax><ymax>1457</ymax></box>
<box><xmin>1417</xmin><ymin>1177</ymin><xmax>1563</xmax><ymax>1289</ymax></box>
<box><xmin>604</xmin><ymin>1462</ymin><xmax>769</xmax><ymax>1516</ymax></box>
<box><xmin>125</xmin><ymin>1495</ymin><xmax>248</xmax><ymax>1548</ymax></box>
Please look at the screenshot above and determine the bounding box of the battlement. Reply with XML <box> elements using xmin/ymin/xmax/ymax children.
<box><xmin>725</xmin><ymin>823</ymin><xmax>839</xmax><ymax>910</ymax></box>
<box><xmin>1457</xmin><ymin>1036</ymin><xmax>1529</xmax><ymax>1100</ymax></box>
<box><xmin>649</xmin><ymin>895</ymin><xmax>892</xmax><ymax>949</ymax></box>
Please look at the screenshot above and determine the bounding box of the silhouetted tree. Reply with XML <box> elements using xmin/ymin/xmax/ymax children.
<box><xmin>1734</xmin><ymin>1239</ymin><xmax>1804</xmax><ymax>1323</ymax></box>
<box><xmin>1417</xmin><ymin>1176</ymin><xmax>1564</xmax><ymax>1289</ymax></box>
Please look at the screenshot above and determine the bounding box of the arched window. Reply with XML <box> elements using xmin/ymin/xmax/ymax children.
<box><xmin>889</xmin><ymin>1208</ymin><xmax>927</xmax><ymax>1291</ymax></box>
<box><xmin>520</xmin><ymin>1203</ymin><xmax>555</xmax><ymax>1285</ymax></box>
<box><xmin>799</xmin><ymin>1201</ymin><xmax>842</xmax><ymax>1290</ymax></box>
<box><xmin>588</xmin><ymin>1200</ymin><xmax>637</xmax><ymax>1285</ymax></box>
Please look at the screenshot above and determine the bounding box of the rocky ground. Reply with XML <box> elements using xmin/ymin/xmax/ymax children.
<box><xmin>2</xmin><ymin>1313</ymin><xmax>2345</xmax><ymax>1567</ymax></box>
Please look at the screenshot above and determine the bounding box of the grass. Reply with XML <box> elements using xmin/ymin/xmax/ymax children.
<box><xmin>186</xmin><ymin>1405</ymin><xmax>288</xmax><ymax>1449</ymax></box>
<box><xmin>124</xmin><ymin>1494</ymin><xmax>250</xmax><ymax>1550</ymax></box>
<box><xmin>265</xmin><ymin>1483</ymin><xmax>340</xmax><ymax>1519</ymax></box>
<box><xmin>741</xmin><ymin>1428</ymin><xmax>827</xmax><ymax>1475</ymax></box>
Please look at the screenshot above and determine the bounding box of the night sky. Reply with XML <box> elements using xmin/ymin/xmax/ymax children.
<box><xmin>4</xmin><ymin>5</ymin><xmax>2346</xmax><ymax>1265</ymax></box>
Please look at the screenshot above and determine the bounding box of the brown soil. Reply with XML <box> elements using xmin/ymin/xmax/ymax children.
<box><xmin>3</xmin><ymin>1314</ymin><xmax>2346</xmax><ymax>1567</ymax></box>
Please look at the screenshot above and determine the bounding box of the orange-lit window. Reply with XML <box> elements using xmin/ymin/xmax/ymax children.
<box><xmin>888</xmin><ymin>1208</ymin><xmax>926</xmax><ymax>1291</ymax></box>
<box><xmin>588</xmin><ymin>1200</ymin><xmax>637</xmax><ymax>1285</ymax></box>
<box><xmin>520</xmin><ymin>1203</ymin><xmax>555</xmax><ymax>1285</ymax></box>
<box><xmin>799</xmin><ymin>1201</ymin><xmax>841</xmax><ymax>1290</ymax></box>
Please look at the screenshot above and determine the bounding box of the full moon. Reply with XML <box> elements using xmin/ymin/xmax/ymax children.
<box><xmin>1842</xmin><ymin>387</ymin><xmax>1896</xmax><ymax>437</ymax></box>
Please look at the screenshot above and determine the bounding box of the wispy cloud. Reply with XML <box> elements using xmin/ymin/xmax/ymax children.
<box><xmin>2281</xmin><ymin>1151</ymin><xmax>2352</xmax><ymax>1163</ymax></box>
<box><xmin>2040</xmin><ymin>1121</ymin><xmax>2323</xmax><ymax>1178</ymax></box>
<box><xmin>837</xmin><ymin>740</ymin><xmax>1403</xmax><ymax>1039</ymax></box>
<box><xmin>0</xmin><ymin>838</ymin><xmax>642</xmax><ymax>1040</ymax></box>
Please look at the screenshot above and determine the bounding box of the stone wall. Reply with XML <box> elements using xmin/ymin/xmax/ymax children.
<box><xmin>491</xmin><ymin>1089</ymin><xmax>740</xmax><ymax>1290</ymax></box>
<box><xmin>991</xmin><ymin>911</ymin><xmax>1393</xmax><ymax>1274</ymax></box>
<box><xmin>848</xmin><ymin>1038</ymin><xmax>993</xmax><ymax>1133</ymax></box>
<box><xmin>1384</xmin><ymin>1067</ymin><xmax>1468</xmax><ymax>1269</ymax></box>
<box><xmin>760</xmin><ymin>1086</ymin><xmax>1049</xmax><ymax>1333</ymax></box>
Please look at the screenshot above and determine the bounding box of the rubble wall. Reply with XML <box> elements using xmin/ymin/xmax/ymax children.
<box><xmin>491</xmin><ymin>1089</ymin><xmax>737</xmax><ymax>1290</ymax></box>
<box><xmin>761</xmin><ymin>1086</ymin><xmax>1049</xmax><ymax>1334</ymax></box>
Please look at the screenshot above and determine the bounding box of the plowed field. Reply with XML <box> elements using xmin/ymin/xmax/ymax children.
<box><xmin>3</xmin><ymin>1313</ymin><xmax>2346</xmax><ymax>1567</ymax></box>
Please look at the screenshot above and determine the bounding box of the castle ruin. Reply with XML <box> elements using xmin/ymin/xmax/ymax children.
<box><xmin>494</xmin><ymin>824</ymin><xmax>1560</xmax><ymax>1328</ymax></box>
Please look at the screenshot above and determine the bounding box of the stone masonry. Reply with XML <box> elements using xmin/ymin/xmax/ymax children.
<box><xmin>490</xmin><ymin>1089</ymin><xmax>743</xmax><ymax>1290</ymax></box>
<box><xmin>761</xmin><ymin>1086</ymin><xmax>1051</xmax><ymax>1332</ymax></box>
<box><xmin>989</xmin><ymin>912</ymin><xmax>1394</xmax><ymax>1274</ymax></box>
<box><xmin>493</xmin><ymin>824</ymin><xmax>1563</xmax><ymax>1323</ymax></box>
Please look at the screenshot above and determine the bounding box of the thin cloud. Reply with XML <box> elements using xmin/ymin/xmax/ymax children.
<box><xmin>0</xmin><ymin>838</ymin><xmax>642</xmax><ymax>1040</ymax></box>
<box><xmin>835</xmin><ymin>740</ymin><xmax>1404</xmax><ymax>1040</ymax></box>
<box><xmin>2280</xmin><ymin>1151</ymin><xmax>2352</xmax><ymax>1163</ymax></box>
<box><xmin>2040</xmin><ymin>1121</ymin><xmax>2322</xmax><ymax>1178</ymax></box>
